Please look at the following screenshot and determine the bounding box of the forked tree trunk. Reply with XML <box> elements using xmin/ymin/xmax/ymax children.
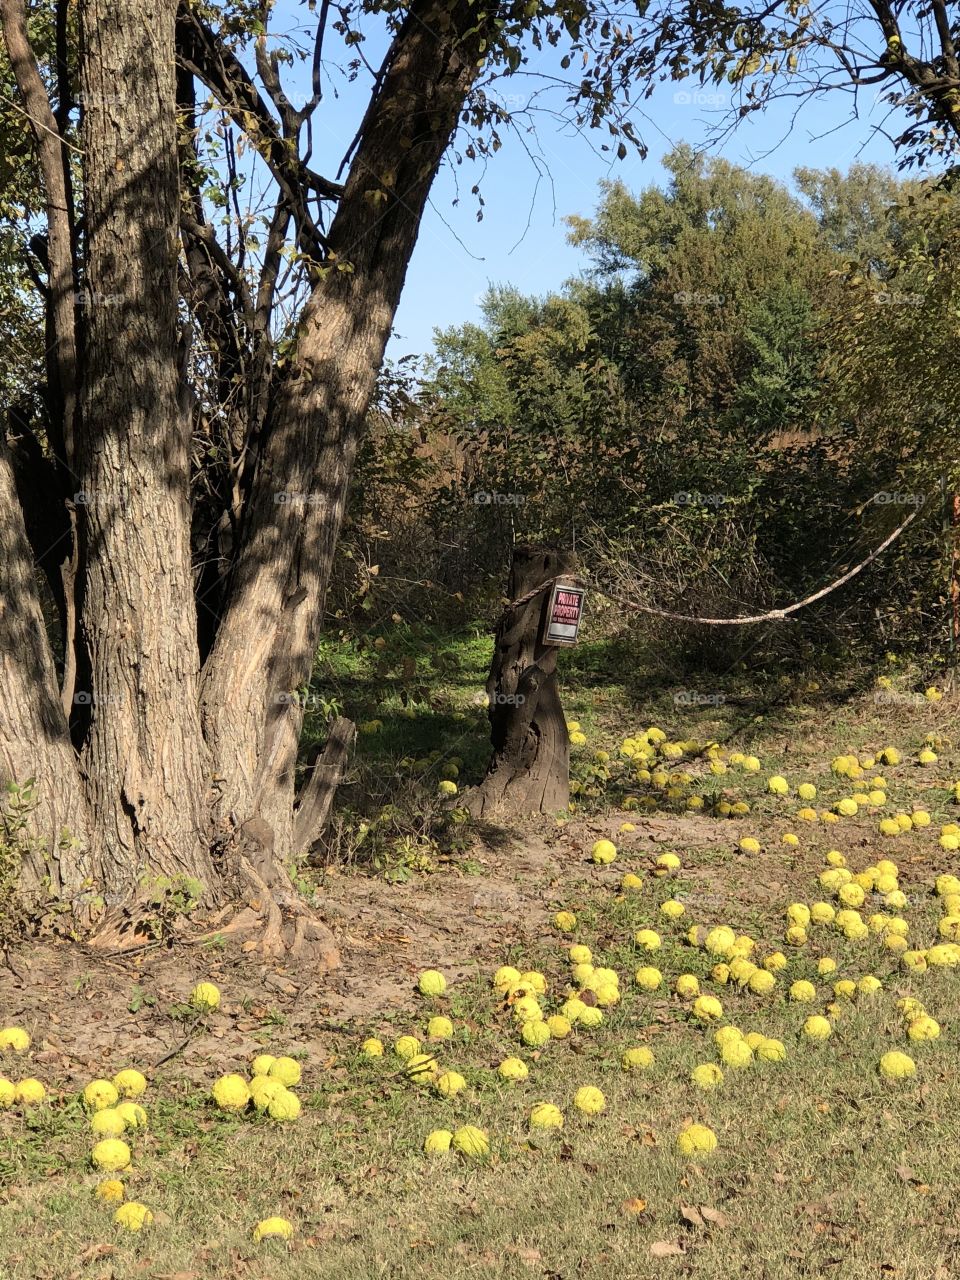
<box><xmin>76</xmin><ymin>0</ymin><xmax>214</xmax><ymax>891</ymax></box>
<box><xmin>0</xmin><ymin>0</ymin><xmax>489</xmax><ymax>960</ymax></box>
<box><xmin>465</xmin><ymin>546</ymin><xmax>573</xmax><ymax>818</ymax></box>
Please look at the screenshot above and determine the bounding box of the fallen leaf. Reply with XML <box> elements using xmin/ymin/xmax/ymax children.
<box><xmin>700</xmin><ymin>1206</ymin><xmax>729</xmax><ymax>1228</ymax></box>
<box><xmin>308</xmin><ymin>1228</ymin><xmax>343</xmax><ymax>1249</ymax></box>
<box><xmin>622</xmin><ymin>1198</ymin><xmax>647</xmax><ymax>1215</ymax></box>
<box><xmin>650</xmin><ymin>1241</ymin><xmax>684</xmax><ymax>1257</ymax></box>
<box><xmin>79</xmin><ymin>1245</ymin><xmax>115</xmax><ymax>1263</ymax></box>
<box><xmin>680</xmin><ymin>1205</ymin><xmax>705</xmax><ymax>1228</ymax></box>
<box><xmin>505</xmin><ymin>1245</ymin><xmax>543</xmax><ymax>1267</ymax></box>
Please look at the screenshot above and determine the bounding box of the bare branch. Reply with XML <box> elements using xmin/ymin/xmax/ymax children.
<box><xmin>176</xmin><ymin>5</ymin><xmax>343</xmax><ymax>263</ymax></box>
<box><xmin>255</xmin><ymin>199</ymin><xmax>291</xmax><ymax>333</ymax></box>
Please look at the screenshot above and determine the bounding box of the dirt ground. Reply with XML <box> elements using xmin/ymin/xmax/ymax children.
<box><xmin>0</xmin><ymin>811</ymin><xmax>737</xmax><ymax>1091</ymax></box>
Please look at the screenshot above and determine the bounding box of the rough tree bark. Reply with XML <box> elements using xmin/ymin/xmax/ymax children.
<box><xmin>0</xmin><ymin>0</ymin><xmax>81</xmax><ymax>717</ymax></box>
<box><xmin>465</xmin><ymin>546</ymin><xmax>573</xmax><ymax>819</ymax></box>
<box><xmin>0</xmin><ymin>0</ymin><xmax>540</xmax><ymax>961</ymax></box>
<box><xmin>76</xmin><ymin>0</ymin><xmax>215</xmax><ymax>894</ymax></box>
<box><xmin>0</xmin><ymin>440</ymin><xmax>93</xmax><ymax>897</ymax></box>
<box><xmin>199</xmin><ymin>0</ymin><xmax>487</xmax><ymax>878</ymax></box>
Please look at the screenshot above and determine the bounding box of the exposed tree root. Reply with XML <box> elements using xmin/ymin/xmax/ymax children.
<box><xmin>208</xmin><ymin>855</ymin><xmax>340</xmax><ymax>967</ymax></box>
<box><xmin>83</xmin><ymin>812</ymin><xmax>340</xmax><ymax>969</ymax></box>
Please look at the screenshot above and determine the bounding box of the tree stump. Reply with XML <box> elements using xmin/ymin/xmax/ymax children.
<box><xmin>465</xmin><ymin>545</ymin><xmax>574</xmax><ymax>818</ymax></box>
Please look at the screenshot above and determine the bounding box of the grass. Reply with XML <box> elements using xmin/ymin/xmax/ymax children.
<box><xmin>3</xmin><ymin>911</ymin><xmax>960</xmax><ymax>1277</ymax></box>
<box><xmin>0</xmin><ymin>636</ymin><xmax>959</xmax><ymax>1278</ymax></box>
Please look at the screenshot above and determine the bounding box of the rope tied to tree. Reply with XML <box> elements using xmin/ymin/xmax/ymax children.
<box><xmin>497</xmin><ymin>504</ymin><xmax>920</xmax><ymax>629</ymax></box>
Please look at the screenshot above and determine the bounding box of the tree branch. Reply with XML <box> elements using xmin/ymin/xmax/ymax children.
<box><xmin>930</xmin><ymin>0</ymin><xmax>958</xmax><ymax>75</ymax></box>
<box><xmin>175</xmin><ymin>5</ymin><xmax>343</xmax><ymax>262</ymax></box>
<box><xmin>0</xmin><ymin>0</ymin><xmax>78</xmax><ymax>472</ymax></box>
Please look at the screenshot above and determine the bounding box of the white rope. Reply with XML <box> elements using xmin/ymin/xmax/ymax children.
<box><xmin>502</xmin><ymin>505</ymin><xmax>921</xmax><ymax>627</ymax></box>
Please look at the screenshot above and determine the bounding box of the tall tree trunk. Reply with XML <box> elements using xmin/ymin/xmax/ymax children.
<box><xmin>76</xmin><ymin>0</ymin><xmax>214</xmax><ymax>893</ymax></box>
<box><xmin>0</xmin><ymin>439</ymin><xmax>93</xmax><ymax>898</ymax></box>
<box><xmin>199</xmin><ymin>268</ymin><xmax>391</xmax><ymax>859</ymax></box>
<box><xmin>0</xmin><ymin>0</ymin><xmax>82</xmax><ymax>719</ymax></box>
<box><xmin>200</xmin><ymin>0</ymin><xmax>485</xmax><ymax>869</ymax></box>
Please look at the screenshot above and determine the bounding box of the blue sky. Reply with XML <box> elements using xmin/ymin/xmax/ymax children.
<box><xmin>392</xmin><ymin>78</ymin><xmax>907</xmax><ymax>360</ymax></box>
<box><xmin>271</xmin><ymin>5</ymin><xmax>910</xmax><ymax>359</ymax></box>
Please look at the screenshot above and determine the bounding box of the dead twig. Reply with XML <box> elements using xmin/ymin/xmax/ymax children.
<box><xmin>153</xmin><ymin>1013</ymin><xmax>205</xmax><ymax>1069</ymax></box>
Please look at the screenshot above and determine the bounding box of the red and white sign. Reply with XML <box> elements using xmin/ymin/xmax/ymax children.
<box><xmin>544</xmin><ymin>580</ymin><xmax>585</xmax><ymax>646</ymax></box>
